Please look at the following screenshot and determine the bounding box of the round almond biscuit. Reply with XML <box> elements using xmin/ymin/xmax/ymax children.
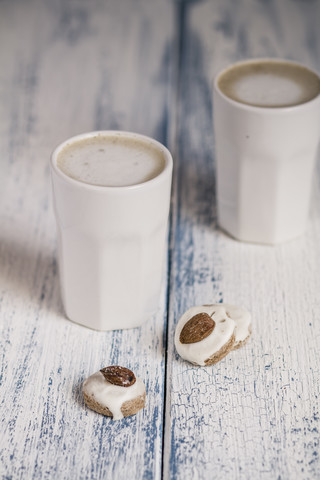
<box><xmin>174</xmin><ymin>304</ymin><xmax>236</xmax><ymax>366</ymax></box>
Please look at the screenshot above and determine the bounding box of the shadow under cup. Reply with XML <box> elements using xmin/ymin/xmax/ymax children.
<box><xmin>213</xmin><ymin>58</ymin><xmax>320</xmax><ymax>245</ymax></box>
<box><xmin>50</xmin><ymin>131</ymin><xmax>173</xmax><ymax>331</ymax></box>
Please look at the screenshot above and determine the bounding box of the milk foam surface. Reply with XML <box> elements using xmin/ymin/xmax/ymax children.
<box><xmin>218</xmin><ymin>60</ymin><xmax>320</xmax><ymax>107</ymax></box>
<box><xmin>57</xmin><ymin>134</ymin><xmax>166</xmax><ymax>187</ymax></box>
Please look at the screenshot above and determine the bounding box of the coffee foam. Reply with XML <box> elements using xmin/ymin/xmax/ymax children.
<box><xmin>218</xmin><ymin>60</ymin><xmax>320</xmax><ymax>108</ymax></box>
<box><xmin>57</xmin><ymin>134</ymin><xmax>166</xmax><ymax>187</ymax></box>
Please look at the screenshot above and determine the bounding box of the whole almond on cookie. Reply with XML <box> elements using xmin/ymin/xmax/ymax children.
<box><xmin>100</xmin><ymin>366</ymin><xmax>136</xmax><ymax>387</ymax></box>
<box><xmin>179</xmin><ymin>312</ymin><xmax>215</xmax><ymax>344</ymax></box>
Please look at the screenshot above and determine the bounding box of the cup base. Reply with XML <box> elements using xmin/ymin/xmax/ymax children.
<box><xmin>62</xmin><ymin>310</ymin><xmax>156</xmax><ymax>331</ymax></box>
<box><xmin>219</xmin><ymin>224</ymin><xmax>306</xmax><ymax>246</ymax></box>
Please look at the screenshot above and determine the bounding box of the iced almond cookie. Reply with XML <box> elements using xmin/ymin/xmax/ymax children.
<box><xmin>174</xmin><ymin>305</ymin><xmax>236</xmax><ymax>366</ymax></box>
<box><xmin>221</xmin><ymin>303</ymin><xmax>252</xmax><ymax>349</ymax></box>
<box><xmin>207</xmin><ymin>303</ymin><xmax>252</xmax><ymax>349</ymax></box>
<box><xmin>83</xmin><ymin>366</ymin><xmax>145</xmax><ymax>420</ymax></box>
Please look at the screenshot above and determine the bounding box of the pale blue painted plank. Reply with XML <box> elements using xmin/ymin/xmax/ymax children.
<box><xmin>0</xmin><ymin>1</ymin><xmax>174</xmax><ymax>479</ymax></box>
<box><xmin>165</xmin><ymin>0</ymin><xmax>320</xmax><ymax>479</ymax></box>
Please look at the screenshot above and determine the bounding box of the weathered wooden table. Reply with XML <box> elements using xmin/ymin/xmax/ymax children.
<box><xmin>1</xmin><ymin>1</ymin><xmax>320</xmax><ymax>478</ymax></box>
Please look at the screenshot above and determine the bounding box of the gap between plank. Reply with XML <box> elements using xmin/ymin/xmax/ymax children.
<box><xmin>161</xmin><ymin>0</ymin><xmax>189</xmax><ymax>478</ymax></box>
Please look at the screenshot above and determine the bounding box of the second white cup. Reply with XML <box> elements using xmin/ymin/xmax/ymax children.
<box><xmin>213</xmin><ymin>58</ymin><xmax>320</xmax><ymax>244</ymax></box>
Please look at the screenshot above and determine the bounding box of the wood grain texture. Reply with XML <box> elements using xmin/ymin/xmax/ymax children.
<box><xmin>1</xmin><ymin>0</ymin><xmax>320</xmax><ymax>479</ymax></box>
<box><xmin>0</xmin><ymin>1</ymin><xmax>173</xmax><ymax>479</ymax></box>
<box><xmin>165</xmin><ymin>0</ymin><xmax>320</xmax><ymax>479</ymax></box>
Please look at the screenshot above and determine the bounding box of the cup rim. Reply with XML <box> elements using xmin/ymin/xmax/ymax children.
<box><xmin>50</xmin><ymin>130</ymin><xmax>173</xmax><ymax>191</ymax></box>
<box><xmin>213</xmin><ymin>58</ymin><xmax>320</xmax><ymax>114</ymax></box>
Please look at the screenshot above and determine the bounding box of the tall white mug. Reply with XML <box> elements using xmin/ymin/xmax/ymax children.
<box><xmin>50</xmin><ymin>131</ymin><xmax>173</xmax><ymax>330</ymax></box>
<box><xmin>213</xmin><ymin>58</ymin><xmax>320</xmax><ymax>244</ymax></box>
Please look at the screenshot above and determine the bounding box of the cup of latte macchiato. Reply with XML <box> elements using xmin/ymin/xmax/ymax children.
<box><xmin>213</xmin><ymin>58</ymin><xmax>320</xmax><ymax>244</ymax></box>
<box><xmin>50</xmin><ymin>131</ymin><xmax>173</xmax><ymax>330</ymax></box>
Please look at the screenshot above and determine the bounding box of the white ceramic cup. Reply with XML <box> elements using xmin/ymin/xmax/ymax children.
<box><xmin>50</xmin><ymin>131</ymin><xmax>173</xmax><ymax>330</ymax></box>
<box><xmin>213</xmin><ymin>59</ymin><xmax>320</xmax><ymax>244</ymax></box>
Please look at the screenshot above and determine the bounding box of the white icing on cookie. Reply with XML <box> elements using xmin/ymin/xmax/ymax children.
<box><xmin>211</xmin><ymin>303</ymin><xmax>252</xmax><ymax>347</ymax></box>
<box><xmin>83</xmin><ymin>371</ymin><xmax>145</xmax><ymax>420</ymax></box>
<box><xmin>174</xmin><ymin>305</ymin><xmax>236</xmax><ymax>366</ymax></box>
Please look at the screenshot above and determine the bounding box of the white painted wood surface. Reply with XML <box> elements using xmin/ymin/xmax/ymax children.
<box><xmin>1</xmin><ymin>0</ymin><xmax>320</xmax><ymax>479</ymax></box>
<box><xmin>0</xmin><ymin>1</ymin><xmax>173</xmax><ymax>479</ymax></box>
<box><xmin>165</xmin><ymin>1</ymin><xmax>320</xmax><ymax>479</ymax></box>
